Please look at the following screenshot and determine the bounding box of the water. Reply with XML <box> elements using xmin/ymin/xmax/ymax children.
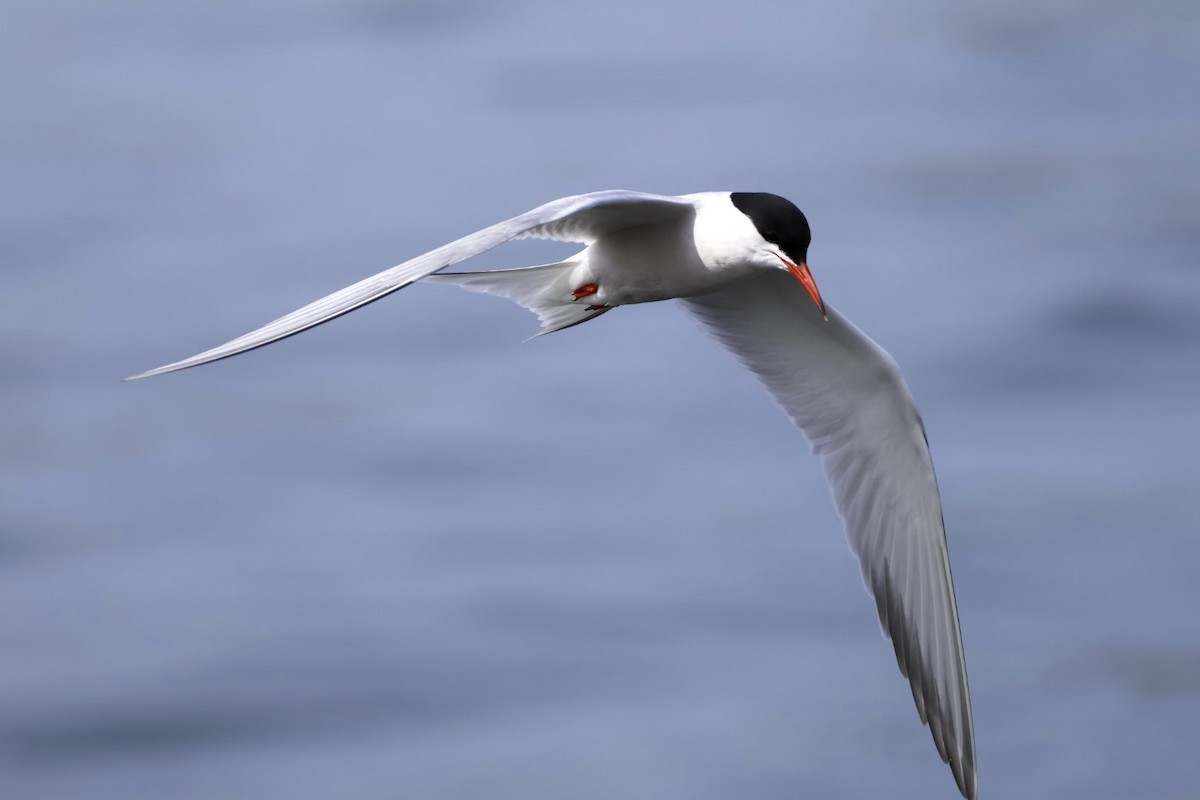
<box><xmin>3</xmin><ymin>1</ymin><xmax>1198</xmax><ymax>797</ymax></box>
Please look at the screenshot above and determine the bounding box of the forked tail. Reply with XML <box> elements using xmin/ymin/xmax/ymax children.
<box><xmin>424</xmin><ymin>260</ymin><xmax>610</xmax><ymax>335</ymax></box>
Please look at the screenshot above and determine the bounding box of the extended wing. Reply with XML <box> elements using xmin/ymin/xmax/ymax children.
<box><xmin>125</xmin><ymin>190</ymin><xmax>694</xmax><ymax>380</ymax></box>
<box><xmin>682</xmin><ymin>272</ymin><xmax>976</xmax><ymax>800</ymax></box>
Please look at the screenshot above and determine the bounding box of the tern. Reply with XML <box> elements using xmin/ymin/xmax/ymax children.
<box><xmin>127</xmin><ymin>190</ymin><xmax>977</xmax><ymax>799</ymax></box>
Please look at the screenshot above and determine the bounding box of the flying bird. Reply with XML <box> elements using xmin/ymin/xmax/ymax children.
<box><xmin>127</xmin><ymin>190</ymin><xmax>977</xmax><ymax>799</ymax></box>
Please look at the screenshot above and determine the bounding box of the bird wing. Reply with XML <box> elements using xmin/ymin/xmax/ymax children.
<box><xmin>125</xmin><ymin>190</ymin><xmax>695</xmax><ymax>380</ymax></box>
<box><xmin>680</xmin><ymin>271</ymin><xmax>977</xmax><ymax>800</ymax></box>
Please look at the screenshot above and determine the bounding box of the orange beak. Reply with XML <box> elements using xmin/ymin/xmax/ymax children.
<box><xmin>785</xmin><ymin>260</ymin><xmax>827</xmax><ymax>320</ymax></box>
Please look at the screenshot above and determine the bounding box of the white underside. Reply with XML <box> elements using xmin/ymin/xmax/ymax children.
<box><xmin>424</xmin><ymin>259</ymin><xmax>609</xmax><ymax>335</ymax></box>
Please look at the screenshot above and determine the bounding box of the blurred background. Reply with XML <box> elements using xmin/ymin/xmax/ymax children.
<box><xmin>3</xmin><ymin>0</ymin><xmax>1198</xmax><ymax>798</ymax></box>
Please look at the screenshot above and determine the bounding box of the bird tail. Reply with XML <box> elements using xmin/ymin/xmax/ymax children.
<box><xmin>423</xmin><ymin>260</ymin><xmax>611</xmax><ymax>336</ymax></box>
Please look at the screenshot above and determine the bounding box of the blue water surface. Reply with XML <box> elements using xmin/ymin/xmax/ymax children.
<box><xmin>2</xmin><ymin>1</ymin><xmax>1199</xmax><ymax>798</ymax></box>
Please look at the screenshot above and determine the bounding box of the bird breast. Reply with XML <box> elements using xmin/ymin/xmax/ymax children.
<box><xmin>585</xmin><ymin>220</ymin><xmax>740</xmax><ymax>306</ymax></box>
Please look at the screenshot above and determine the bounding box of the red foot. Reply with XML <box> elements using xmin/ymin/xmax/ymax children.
<box><xmin>586</xmin><ymin>304</ymin><xmax>609</xmax><ymax>312</ymax></box>
<box><xmin>572</xmin><ymin>282</ymin><xmax>599</xmax><ymax>300</ymax></box>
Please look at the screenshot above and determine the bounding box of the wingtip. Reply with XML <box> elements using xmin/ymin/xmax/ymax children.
<box><xmin>954</xmin><ymin>757</ymin><xmax>978</xmax><ymax>800</ymax></box>
<box><xmin>122</xmin><ymin>360</ymin><xmax>194</xmax><ymax>381</ymax></box>
<box><xmin>122</xmin><ymin>366</ymin><xmax>171</xmax><ymax>382</ymax></box>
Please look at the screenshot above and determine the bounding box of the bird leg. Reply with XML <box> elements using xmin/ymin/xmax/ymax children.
<box><xmin>572</xmin><ymin>282</ymin><xmax>599</xmax><ymax>301</ymax></box>
<box><xmin>572</xmin><ymin>282</ymin><xmax>608</xmax><ymax>311</ymax></box>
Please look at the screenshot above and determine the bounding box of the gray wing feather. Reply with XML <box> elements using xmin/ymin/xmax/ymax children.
<box><xmin>125</xmin><ymin>190</ymin><xmax>694</xmax><ymax>380</ymax></box>
<box><xmin>681</xmin><ymin>271</ymin><xmax>977</xmax><ymax>800</ymax></box>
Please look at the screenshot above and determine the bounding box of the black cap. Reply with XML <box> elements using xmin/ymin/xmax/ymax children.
<box><xmin>730</xmin><ymin>192</ymin><xmax>811</xmax><ymax>264</ymax></box>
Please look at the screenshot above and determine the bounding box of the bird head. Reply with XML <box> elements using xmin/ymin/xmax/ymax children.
<box><xmin>730</xmin><ymin>192</ymin><xmax>826</xmax><ymax>319</ymax></box>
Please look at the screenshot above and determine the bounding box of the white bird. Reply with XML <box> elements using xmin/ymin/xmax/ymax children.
<box><xmin>127</xmin><ymin>190</ymin><xmax>977</xmax><ymax>799</ymax></box>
